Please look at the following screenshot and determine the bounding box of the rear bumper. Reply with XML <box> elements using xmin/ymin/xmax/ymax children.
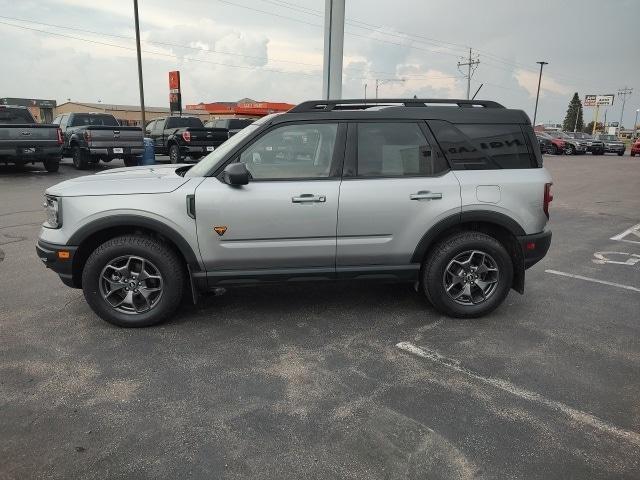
<box><xmin>88</xmin><ymin>147</ymin><xmax>144</xmax><ymax>157</ymax></box>
<box><xmin>0</xmin><ymin>146</ymin><xmax>62</xmax><ymax>161</ymax></box>
<box><xmin>518</xmin><ymin>230</ymin><xmax>552</xmax><ymax>269</ymax></box>
<box><xmin>183</xmin><ymin>145</ymin><xmax>217</xmax><ymax>154</ymax></box>
<box><xmin>36</xmin><ymin>239</ymin><xmax>78</xmax><ymax>288</ymax></box>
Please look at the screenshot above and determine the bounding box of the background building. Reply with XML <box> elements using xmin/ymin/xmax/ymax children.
<box><xmin>54</xmin><ymin>101</ymin><xmax>209</xmax><ymax>126</ymax></box>
<box><xmin>1</xmin><ymin>97</ymin><xmax>57</xmax><ymax>123</ymax></box>
<box><xmin>186</xmin><ymin>98</ymin><xmax>295</xmax><ymax>119</ymax></box>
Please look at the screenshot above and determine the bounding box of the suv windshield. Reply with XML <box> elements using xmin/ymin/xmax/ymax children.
<box><xmin>166</xmin><ymin>117</ymin><xmax>203</xmax><ymax>129</ymax></box>
<box><xmin>70</xmin><ymin>114</ymin><xmax>119</xmax><ymax>127</ymax></box>
<box><xmin>185</xmin><ymin>124</ymin><xmax>260</xmax><ymax>177</ymax></box>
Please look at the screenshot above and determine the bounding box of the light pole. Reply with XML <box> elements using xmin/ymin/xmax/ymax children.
<box><xmin>375</xmin><ymin>78</ymin><xmax>406</xmax><ymax>100</ymax></box>
<box><xmin>532</xmin><ymin>61</ymin><xmax>548</xmax><ymax>127</ymax></box>
<box><xmin>133</xmin><ymin>0</ymin><xmax>146</xmax><ymax>126</ymax></box>
<box><xmin>634</xmin><ymin>109</ymin><xmax>639</xmax><ymax>138</ymax></box>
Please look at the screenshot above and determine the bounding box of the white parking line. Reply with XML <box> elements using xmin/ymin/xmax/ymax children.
<box><xmin>545</xmin><ymin>269</ymin><xmax>640</xmax><ymax>293</ymax></box>
<box><xmin>396</xmin><ymin>342</ymin><xmax>640</xmax><ymax>447</ymax></box>
<box><xmin>610</xmin><ymin>223</ymin><xmax>640</xmax><ymax>245</ymax></box>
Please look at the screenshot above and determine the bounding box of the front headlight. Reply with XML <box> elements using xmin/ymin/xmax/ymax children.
<box><xmin>43</xmin><ymin>195</ymin><xmax>62</xmax><ymax>228</ymax></box>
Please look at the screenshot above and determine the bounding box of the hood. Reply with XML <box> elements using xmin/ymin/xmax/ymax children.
<box><xmin>46</xmin><ymin>164</ymin><xmax>191</xmax><ymax>197</ymax></box>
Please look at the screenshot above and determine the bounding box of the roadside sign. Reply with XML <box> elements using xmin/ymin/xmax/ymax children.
<box><xmin>584</xmin><ymin>94</ymin><xmax>614</xmax><ymax>107</ymax></box>
<box><xmin>169</xmin><ymin>71</ymin><xmax>182</xmax><ymax>115</ymax></box>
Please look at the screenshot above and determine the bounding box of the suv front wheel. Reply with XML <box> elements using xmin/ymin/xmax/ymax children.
<box><xmin>422</xmin><ymin>232</ymin><xmax>513</xmax><ymax>318</ymax></box>
<box><xmin>82</xmin><ymin>235</ymin><xmax>185</xmax><ymax>327</ymax></box>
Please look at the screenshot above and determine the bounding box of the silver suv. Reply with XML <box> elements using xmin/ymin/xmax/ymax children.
<box><xmin>36</xmin><ymin>99</ymin><xmax>553</xmax><ymax>327</ymax></box>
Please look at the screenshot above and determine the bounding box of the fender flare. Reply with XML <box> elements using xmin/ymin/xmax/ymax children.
<box><xmin>411</xmin><ymin>210</ymin><xmax>525</xmax><ymax>263</ymax></box>
<box><xmin>67</xmin><ymin>214</ymin><xmax>200</xmax><ymax>267</ymax></box>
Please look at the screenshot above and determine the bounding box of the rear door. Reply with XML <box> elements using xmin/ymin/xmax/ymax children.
<box><xmin>336</xmin><ymin>121</ymin><xmax>461</xmax><ymax>275</ymax></box>
<box><xmin>194</xmin><ymin>121</ymin><xmax>345</xmax><ymax>279</ymax></box>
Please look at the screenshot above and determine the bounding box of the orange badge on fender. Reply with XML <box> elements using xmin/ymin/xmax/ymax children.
<box><xmin>213</xmin><ymin>226</ymin><xmax>227</xmax><ymax>236</ymax></box>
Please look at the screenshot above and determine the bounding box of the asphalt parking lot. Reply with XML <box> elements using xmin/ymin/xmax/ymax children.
<box><xmin>1</xmin><ymin>154</ymin><xmax>639</xmax><ymax>479</ymax></box>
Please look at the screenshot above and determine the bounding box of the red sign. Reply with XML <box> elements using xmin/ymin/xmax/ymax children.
<box><xmin>169</xmin><ymin>71</ymin><xmax>180</xmax><ymax>90</ymax></box>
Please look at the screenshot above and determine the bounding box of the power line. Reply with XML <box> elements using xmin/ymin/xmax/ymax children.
<box><xmin>457</xmin><ymin>48</ymin><xmax>480</xmax><ymax>99</ymax></box>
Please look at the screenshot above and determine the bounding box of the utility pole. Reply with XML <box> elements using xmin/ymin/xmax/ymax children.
<box><xmin>457</xmin><ymin>48</ymin><xmax>480</xmax><ymax>99</ymax></box>
<box><xmin>532</xmin><ymin>61</ymin><xmax>548</xmax><ymax>128</ymax></box>
<box><xmin>364</xmin><ymin>83</ymin><xmax>367</xmax><ymax>102</ymax></box>
<box><xmin>634</xmin><ymin>109</ymin><xmax>639</xmax><ymax>138</ymax></box>
<box><xmin>617</xmin><ymin>86</ymin><xmax>633</xmax><ymax>132</ymax></box>
<box><xmin>133</xmin><ymin>0</ymin><xmax>146</xmax><ymax>126</ymax></box>
<box><xmin>375</xmin><ymin>78</ymin><xmax>406</xmax><ymax>100</ymax></box>
<box><xmin>322</xmin><ymin>0</ymin><xmax>345</xmax><ymax>100</ymax></box>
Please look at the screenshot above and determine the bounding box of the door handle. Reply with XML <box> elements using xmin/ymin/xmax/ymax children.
<box><xmin>292</xmin><ymin>194</ymin><xmax>326</xmax><ymax>203</ymax></box>
<box><xmin>410</xmin><ymin>191</ymin><xmax>442</xmax><ymax>200</ymax></box>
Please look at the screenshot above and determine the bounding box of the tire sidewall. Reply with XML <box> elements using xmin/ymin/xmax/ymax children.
<box><xmin>82</xmin><ymin>237</ymin><xmax>184</xmax><ymax>327</ymax></box>
<box><xmin>169</xmin><ymin>145</ymin><xmax>180</xmax><ymax>164</ymax></box>
<box><xmin>423</xmin><ymin>233</ymin><xmax>513</xmax><ymax>318</ymax></box>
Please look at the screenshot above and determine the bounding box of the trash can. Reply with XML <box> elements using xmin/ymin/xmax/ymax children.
<box><xmin>140</xmin><ymin>137</ymin><xmax>155</xmax><ymax>166</ymax></box>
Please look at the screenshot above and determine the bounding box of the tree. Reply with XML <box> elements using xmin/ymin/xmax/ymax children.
<box><xmin>583</xmin><ymin>121</ymin><xmax>603</xmax><ymax>134</ymax></box>
<box><xmin>562</xmin><ymin>92</ymin><xmax>584</xmax><ymax>132</ymax></box>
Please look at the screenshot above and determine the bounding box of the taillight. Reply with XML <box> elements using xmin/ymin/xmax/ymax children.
<box><xmin>182</xmin><ymin>131</ymin><xmax>191</xmax><ymax>142</ymax></box>
<box><xmin>543</xmin><ymin>182</ymin><xmax>553</xmax><ymax>219</ymax></box>
<box><xmin>83</xmin><ymin>130</ymin><xmax>91</xmax><ymax>142</ymax></box>
<box><xmin>56</xmin><ymin>128</ymin><xmax>63</xmax><ymax>145</ymax></box>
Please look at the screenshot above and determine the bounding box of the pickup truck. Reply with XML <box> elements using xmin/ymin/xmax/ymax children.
<box><xmin>204</xmin><ymin>118</ymin><xmax>254</xmax><ymax>137</ymax></box>
<box><xmin>145</xmin><ymin>116</ymin><xmax>228</xmax><ymax>163</ymax></box>
<box><xmin>53</xmin><ymin>112</ymin><xmax>144</xmax><ymax>169</ymax></box>
<box><xmin>0</xmin><ymin>105</ymin><xmax>63</xmax><ymax>172</ymax></box>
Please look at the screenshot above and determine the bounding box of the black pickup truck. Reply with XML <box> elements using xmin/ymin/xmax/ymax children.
<box><xmin>204</xmin><ymin>118</ymin><xmax>254</xmax><ymax>137</ymax></box>
<box><xmin>53</xmin><ymin>112</ymin><xmax>144</xmax><ymax>169</ymax></box>
<box><xmin>145</xmin><ymin>116</ymin><xmax>228</xmax><ymax>163</ymax></box>
<box><xmin>0</xmin><ymin>105</ymin><xmax>63</xmax><ymax>172</ymax></box>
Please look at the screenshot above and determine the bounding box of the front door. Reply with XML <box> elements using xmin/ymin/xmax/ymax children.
<box><xmin>336</xmin><ymin>122</ymin><xmax>461</xmax><ymax>272</ymax></box>
<box><xmin>195</xmin><ymin>122</ymin><xmax>345</xmax><ymax>279</ymax></box>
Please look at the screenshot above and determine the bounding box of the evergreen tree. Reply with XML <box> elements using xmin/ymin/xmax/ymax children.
<box><xmin>562</xmin><ymin>92</ymin><xmax>584</xmax><ymax>132</ymax></box>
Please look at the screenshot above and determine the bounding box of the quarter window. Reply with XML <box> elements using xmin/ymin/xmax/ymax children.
<box><xmin>240</xmin><ymin>123</ymin><xmax>338</xmax><ymax>180</ymax></box>
<box><xmin>356</xmin><ymin>122</ymin><xmax>447</xmax><ymax>177</ymax></box>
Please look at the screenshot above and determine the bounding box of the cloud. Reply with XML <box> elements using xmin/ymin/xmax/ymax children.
<box><xmin>514</xmin><ymin>69</ymin><xmax>571</xmax><ymax>98</ymax></box>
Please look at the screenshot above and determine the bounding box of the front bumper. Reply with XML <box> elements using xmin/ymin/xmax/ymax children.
<box><xmin>603</xmin><ymin>145</ymin><xmax>625</xmax><ymax>153</ymax></box>
<box><xmin>518</xmin><ymin>230</ymin><xmax>552</xmax><ymax>269</ymax></box>
<box><xmin>36</xmin><ymin>239</ymin><xmax>79</xmax><ymax>288</ymax></box>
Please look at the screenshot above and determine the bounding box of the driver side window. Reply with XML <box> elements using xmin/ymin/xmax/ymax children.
<box><xmin>239</xmin><ymin>123</ymin><xmax>338</xmax><ymax>180</ymax></box>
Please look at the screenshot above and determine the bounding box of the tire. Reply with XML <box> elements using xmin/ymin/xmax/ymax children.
<box><xmin>617</xmin><ymin>151</ymin><xmax>624</xmax><ymax>156</ymax></box>
<box><xmin>631</xmin><ymin>152</ymin><xmax>636</xmax><ymax>157</ymax></box>
<box><xmin>43</xmin><ymin>157</ymin><xmax>60</xmax><ymax>173</ymax></box>
<box><xmin>81</xmin><ymin>235</ymin><xmax>185</xmax><ymax>327</ymax></box>
<box><xmin>169</xmin><ymin>144</ymin><xmax>182</xmax><ymax>164</ymax></box>
<box><xmin>548</xmin><ymin>144</ymin><xmax>557</xmax><ymax>155</ymax></box>
<box><xmin>566</xmin><ymin>144</ymin><xmax>575</xmax><ymax>155</ymax></box>
<box><xmin>422</xmin><ymin>231</ymin><xmax>513</xmax><ymax>318</ymax></box>
<box><xmin>123</xmin><ymin>156</ymin><xmax>139</xmax><ymax>167</ymax></box>
<box><xmin>72</xmin><ymin>146</ymin><xmax>90</xmax><ymax>170</ymax></box>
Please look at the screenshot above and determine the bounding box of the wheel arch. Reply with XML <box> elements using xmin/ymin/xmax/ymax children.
<box><xmin>413</xmin><ymin>211</ymin><xmax>526</xmax><ymax>293</ymax></box>
<box><xmin>68</xmin><ymin>215</ymin><xmax>200</xmax><ymax>288</ymax></box>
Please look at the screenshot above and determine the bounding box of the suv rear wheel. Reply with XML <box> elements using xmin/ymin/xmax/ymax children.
<box><xmin>422</xmin><ymin>232</ymin><xmax>513</xmax><ymax>318</ymax></box>
<box><xmin>82</xmin><ymin>235</ymin><xmax>185</xmax><ymax>327</ymax></box>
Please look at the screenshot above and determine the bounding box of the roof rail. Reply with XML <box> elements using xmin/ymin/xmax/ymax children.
<box><xmin>288</xmin><ymin>98</ymin><xmax>504</xmax><ymax>113</ymax></box>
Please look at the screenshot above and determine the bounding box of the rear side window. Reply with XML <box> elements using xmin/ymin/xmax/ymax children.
<box><xmin>166</xmin><ymin>117</ymin><xmax>203</xmax><ymax>129</ymax></box>
<box><xmin>0</xmin><ymin>107</ymin><xmax>34</xmax><ymax>124</ymax></box>
<box><xmin>430</xmin><ymin>121</ymin><xmax>535</xmax><ymax>169</ymax></box>
<box><xmin>356</xmin><ymin>122</ymin><xmax>448</xmax><ymax>177</ymax></box>
<box><xmin>69</xmin><ymin>114</ymin><xmax>119</xmax><ymax>127</ymax></box>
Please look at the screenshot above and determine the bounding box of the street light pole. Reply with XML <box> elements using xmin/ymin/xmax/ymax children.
<box><xmin>133</xmin><ymin>0</ymin><xmax>146</xmax><ymax>127</ymax></box>
<box><xmin>634</xmin><ymin>109</ymin><xmax>639</xmax><ymax>138</ymax></box>
<box><xmin>532</xmin><ymin>61</ymin><xmax>548</xmax><ymax>128</ymax></box>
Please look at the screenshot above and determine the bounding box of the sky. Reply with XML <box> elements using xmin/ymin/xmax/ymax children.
<box><xmin>0</xmin><ymin>0</ymin><xmax>638</xmax><ymax>127</ymax></box>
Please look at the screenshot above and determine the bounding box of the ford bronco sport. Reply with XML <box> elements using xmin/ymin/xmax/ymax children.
<box><xmin>36</xmin><ymin>99</ymin><xmax>552</xmax><ymax>327</ymax></box>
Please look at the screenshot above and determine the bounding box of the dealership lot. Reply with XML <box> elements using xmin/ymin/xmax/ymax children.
<box><xmin>1</xmin><ymin>155</ymin><xmax>639</xmax><ymax>478</ymax></box>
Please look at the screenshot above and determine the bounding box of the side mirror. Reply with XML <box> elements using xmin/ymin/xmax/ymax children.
<box><xmin>222</xmin><ymin>162</ymin><xmax>250</xmax><ymax>186</ymax></box>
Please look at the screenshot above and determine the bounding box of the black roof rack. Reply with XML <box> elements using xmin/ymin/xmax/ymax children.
<box><xmin>289</xmin><ymin>98</ymin><xmax>504</xmax><ymax>113</ymax></box>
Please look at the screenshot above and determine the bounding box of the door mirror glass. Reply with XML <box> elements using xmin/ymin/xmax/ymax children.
<box><xmin>222</xmin><ymin>162</ymin><xmax>250</xmax><ymax>185</ymax></box>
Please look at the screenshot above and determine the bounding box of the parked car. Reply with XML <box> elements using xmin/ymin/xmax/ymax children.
<box><xmin>593</xmin><ymin>134</ymin><xmax>626</xmax><ymax>155</ymax></box>
<box><xmin>0</xmin><ymin>105</ymin><xmax>63</xmax><ymax>172</ymax></box>
<box><xmin>630</xmin><ymin>138</ymin><xmax>640</xmax><ymax>157</ymax></box>
<box><xmin>37</xmin><ymin>98</ymin><xmax>552</xmax><ymax>327</ymax></box>
<box><xmin>537</xmin><ymin>132</ymin><xmax>565</xmax><ymax>154</ymax></box>
<box><xmin>535</xmin><ymin>133</ymin><xmax>553</xmax><ymax>154</ymax></box>
<box><xmin>53</xmin><ymin>113</ymin><xmax>144</xmax><ymax>169</ymax></box>
<box><xmin>565</xmin><ymin>132</ymin><xmax>604</xmax><ymax>155</ymax></box>
<box><xmin>546</xmin><ymin>131</ymin><xmax>587</xmax><ymax>155</ymax></box>
<box><xmin>204</xmin><ymin>118</ymin><xmax>254</xmax><ymax>138</ymax></box>
<box><xmin>145</xmin><ymin>116</ymin><xmax>228</xmax><ymax>163</ymax></box>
